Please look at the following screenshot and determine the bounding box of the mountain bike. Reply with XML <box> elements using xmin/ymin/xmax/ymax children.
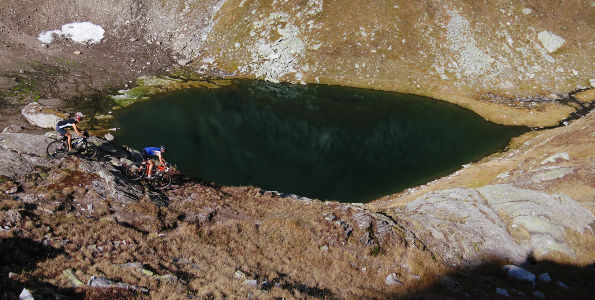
<box><xmin>46</xmin><ymin>132</ymin><xmax>97</xmax><ymax>159</ymax></box>
<box><xmin>125</xmin><ymin>161</ymin><xmax>172</xmax><ymax>190</ymax></box>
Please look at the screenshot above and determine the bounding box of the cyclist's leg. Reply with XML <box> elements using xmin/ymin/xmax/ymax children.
<box><xmin>148</xmin><ymin>159</ymin><xmax>154</xmax><ymax>178</ymax></box>
<box><xmin>56</xmin><ymin>126</ymin><xmax>70</xmax><ymax>150</ymax></box>
<box><xmin>64</xmin><ymin>132</ymin><xmax>73</xmax><ymax>151</ymax></box>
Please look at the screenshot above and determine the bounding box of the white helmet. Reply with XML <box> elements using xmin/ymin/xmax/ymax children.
<box><xmin>74</xmin><ymin>112</ymin><xmax>84</xmax><ymax>121</ymax></box>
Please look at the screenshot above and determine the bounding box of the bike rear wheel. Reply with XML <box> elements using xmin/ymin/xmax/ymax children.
<box><xmin>78</xmin><ymin>141</ymin><xmax>98</xmax><ymax>159</ymax></box>
<box><xmin>153</xmin><ymin>172</ymin><xmax>172</xmax><ymax>190</ymax></box>
<box><xmin>126</xmin><ymin>163</ymin><xmax>145</xmax><ymax>180</ymax></box>
<box><xmin>46</xmin><ymin>140</ymin><xmax>68</xmax><ymax>158</ymax></box>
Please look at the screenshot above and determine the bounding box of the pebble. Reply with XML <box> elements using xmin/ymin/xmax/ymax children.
<box><xmin>557</xmin><ymin>280</ymin><xmax>570</xmax><ymax>289</ymax></box>
<box><xmin>533</xmin><ymin>290</ymin><xmax>545</xmax><ymax>299</ymax></box>
<box><xmin>538</xmin><ymin>273</ymin><xmax>551</xmax><ymax>283</ymax></box>
<box><xmin>496</xmin><ymin>287</ymin><xmax>509</xmax><ymax>297</ymax></box>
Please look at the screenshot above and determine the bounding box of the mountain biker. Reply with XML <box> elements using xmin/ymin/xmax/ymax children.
<box><xmin>55</xmin><ymin>112</ymin><xmax>85</xmax><ymax>151</ymax></box>
<box><xmin>142</xmin><ymin>145</ymin><xmax>167</xmax><ymax>179</ymax></box>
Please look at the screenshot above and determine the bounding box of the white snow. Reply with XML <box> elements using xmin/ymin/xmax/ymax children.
<box><xmin>38</xmin><ymin>22</ymin><xmax>105</xmax><ymax>44</ymax></box>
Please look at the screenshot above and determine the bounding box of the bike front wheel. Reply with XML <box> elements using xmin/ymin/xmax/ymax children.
<box><xmin>153</xmin><ymin>173</ymin><xmax>172</xmax><ymax>190</ymax></box>
<box><xmin>78</xmin><ymin>141</ymin><xmax>98</xmax><ymax>159</ymax></box>
<box><xmin>125</xmin><ymin>163</ymin><xmax>145</xmax><ymax>180</ymax></box>
<box><xmin>46</xmin><ymin>140</ymin><xmax>68</xmax><ymax>158</ymax></box>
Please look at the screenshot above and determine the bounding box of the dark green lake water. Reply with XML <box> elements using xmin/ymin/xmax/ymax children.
<box><xmin>112</xmin><ymin>80</ymin><xmax>526</xmax><ymax>203</ymax></box>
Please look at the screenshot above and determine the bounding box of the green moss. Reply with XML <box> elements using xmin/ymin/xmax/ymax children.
<box><xmin>369</xmin><ymin>246</ymin><xmax>385</xmax><ymax>257</ymax></box>
<box><xmin>11</xmin><ymin>80</ymin><xmax>41</xmax><ymax>100</ymax></box>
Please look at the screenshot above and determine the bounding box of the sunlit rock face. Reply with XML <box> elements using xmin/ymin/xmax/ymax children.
<box><xmin>390</xmin><ymin>184</ymin><xmax>595</xmax><ymax>266</ymax></box>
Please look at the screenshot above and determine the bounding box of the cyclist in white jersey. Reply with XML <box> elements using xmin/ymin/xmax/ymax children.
<box><xmin>55</xmin><ymin>112</ymin><xmax>85</xmax><ymax>151</ymax></box>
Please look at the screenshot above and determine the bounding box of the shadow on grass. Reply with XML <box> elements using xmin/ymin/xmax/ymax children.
<box><xmin>391</xmin><ymin>259</ymin><xmax>595</xmax><ymax>300</ymax></box>
<box><xmin>0</xmin><ymin>237</ymin><xmax>80</xmax><ymax>299</ymax></box>
<box><xmin>0</xmin><ymin>237</ymin><xmax>141</xmax><ymax>299</ymax></box>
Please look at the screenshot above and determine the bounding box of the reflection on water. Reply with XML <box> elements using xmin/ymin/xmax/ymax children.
<box><xmin>112</xmin><ymin>80</ymin><xmax>527</xmax><ymax>203</ymax></box>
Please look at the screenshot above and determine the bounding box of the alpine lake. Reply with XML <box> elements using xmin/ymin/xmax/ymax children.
<box><xmin>111</xmin><ymin>80</ymin><xmax>527</xmax><ymax>203</ymax></box>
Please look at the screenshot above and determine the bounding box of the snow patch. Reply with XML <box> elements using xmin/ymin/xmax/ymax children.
<box><xmin>38</xmin><ymin>22</ymin><xmax>104</xmax><ymax>44</ymax></box>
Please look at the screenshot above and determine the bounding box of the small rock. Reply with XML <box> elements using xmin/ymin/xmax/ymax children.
<box><xmin>88</xmin><ymin>276</ymin><xmax>148</xmax><ymax>293</ymax></box>
<box><xmin>538</xmin><ymin>31</ymin><xmax>566</xmax><ymax>53</ymax></box>
<box><xmin>8</xmin><ymin>272</ymin><xmax>18</xmax><ymax>279</ymax></box>
<box><xmin>243</xmin><ymin>279</ymin><xmax>258</xmax><ymax>287</ymax></box>
<box><xmin>540</xmin><ymin>152</ymin><xmax>570</xmax><ymax>164</ymax></box>
<box><xmin>62</xmin><ymin>187</ymin><xmax>74</xmax><ymax>196</ymax></box>
<box><xmin>1</xmin><ymin>179</ymin><xmax>19</xmax><ymax>194</ymax></box>
<box><xmin>19</xmin><ymin>288</ymin><xmax>34</xmax><ymax>300</ymax></box>
<box><xmin>522</xmin><ymin>8</ymin><xmax>532</xmax><ymax>14</ymax></box>
<box><xmin>62</xmin><ymin>269</ymin><xmax>85</xmax><ymax>287</ymax></box>
<box><xmin>323</xmin><ymin>212</ymin><xmax>336</xmax><ymax>221</ymax></box>
<box><xmin>538</xmin><ymin>273</ymin><xmax>552</xmax><ymax>283</ymax></box>
<box><xmin>234</xmin><ymin>270</ymin><xmax>246</xmax><ymax>280</ymax></box>
<box><xmin>502</xmin><ymin>265</ymin><xmax>535</xmax><ymax>286</ymax></box>
<box><xmin>320</xmin><ymin>245</ymin><xmax>328</xmax><ymax>252</ymax></box>
<box><xmin>178</xmin><ymin>59</ymin><xmax>191</xmax><ymax>66</ymax></box>
<box><xmin>130</xmin><ymin>38</ymin><xmax>137</xmax><ymax>42</ymax></box>
<box><xmin>440</xmin><ymin>276</ymin><xmax>464</xmax><ymax>293</ymax></box>
<box><xmin>590</xmin><ymin>79</ymin><xmax>595</xmax><ymax>88</ymax></box>
<box><xmin>104</xmin><ymin>133</ymin><xmax>114</xmax><ymax>141</ymax></box>
<box><xmin>533</xmin><ymin>290</ymin><xmax>545</xmax><ymax>299</ymax></box>
<box><xmin>2</xmin><ymin>125</ymin><xmax>24</xmax><ymax>133</ymax></box>
<box><xmin>73</xmin><ymin>50</ymin><xmax>81</xmax><ymax>55</ymax></box>
<box><xmin>496</xmin><ymin>287</ymin><xmax>510</xmax><ymax>297</ymax></box>
<box><xmin>385</xmin><ymin>273</ymin><xmax>403</xmax><ymax>285</ymax></box>
<box><xmin>557</xmin><ymin>280</ymin><xmax>570</xmax><ymax>289</ymax></box>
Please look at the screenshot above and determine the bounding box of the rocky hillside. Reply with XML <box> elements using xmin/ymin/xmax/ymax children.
<box><xmin>1</xmin><ymin>0</ymin><xmax>594</xmax><ymax>126</ymax></box>
<box><xmin>1</xmin><ymin>130</ymin><xmax>593</xmax><ymax>299</ymax></box>
<box><xmin>0</xmin><ymin>0</ymin><xmax>594</xmax><ymax>299</ymax></box>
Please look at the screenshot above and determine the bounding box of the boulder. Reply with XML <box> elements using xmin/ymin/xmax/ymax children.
<box><xmin>21</xmin><ymin>102</ymin><xmax>68</xmax><ymax>129</ymax></box>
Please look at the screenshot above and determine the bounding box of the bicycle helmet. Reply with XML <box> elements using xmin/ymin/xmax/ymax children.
<box><xmin>160</xmin><ymin>145</ymin><xmax>166</xmax><ymax>152</ymax></box>
<box><xmin>74</xmin><ymin>112</ymin><xmax>84</xmax><ymax>122</ymax></box>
